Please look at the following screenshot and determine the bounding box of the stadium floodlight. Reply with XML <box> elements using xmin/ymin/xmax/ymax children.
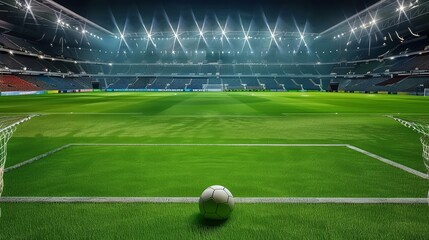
<box><xmin>120</xmin><ymin>33</ymin><xmax>125</xmax><ymax>39</ymax></box>
<box><xmin>222</xmin><ymin>30</ymin><xmax>226</xmax><ymax>36</ymax></box>
<box><xmin>0</xmin><ymin>116</ymin><xmax>37</xmax><ymax>202</ymax></box>
<box><xmin>199</xmin><ymin>31</ymin><xmax>204</xmax><ymax>37</ymax></box>
<box><xmin>174</xmin><ymin>33</ymin><xmax>179</xmax><ymax>39</ymax></box>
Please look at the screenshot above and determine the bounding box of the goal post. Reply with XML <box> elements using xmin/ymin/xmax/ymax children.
<box><xmin>0</xmin><ymin>115</ymin><xmax>36</xmax><ymax>199</ymax></box>
<box><xmin>424</xmin><ymin>88</ymin><xmax>429</xmax><ymax>97</ymax></box>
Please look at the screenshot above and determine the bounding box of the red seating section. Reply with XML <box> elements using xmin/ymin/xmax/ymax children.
<box><xmin>0</xmin><ymin>75</ymin><xmax>43</xmax><ymax>92</ymax></box>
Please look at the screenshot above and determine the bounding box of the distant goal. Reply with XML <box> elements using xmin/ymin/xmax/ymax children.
<box><xmin>424</xmin><ymin>88</ymin><xmax>429</xmax><ymax>97</ymax></box>
<box><xmin>203</xmin><ymin>84</ymin><xmax>224</xmax><ymax>92</ymax></box>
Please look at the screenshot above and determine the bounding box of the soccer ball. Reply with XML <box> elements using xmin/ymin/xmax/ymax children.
<box><xmin>199</xmin><ymin>185</ymin><xmax>234</xmax><ymax>220</ymax></box>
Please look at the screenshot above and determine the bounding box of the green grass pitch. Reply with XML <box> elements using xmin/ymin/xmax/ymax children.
<box><xmin>1</xmin><ymin>92</ymin><xmax>429</xmax><ymax>239</ymax></box>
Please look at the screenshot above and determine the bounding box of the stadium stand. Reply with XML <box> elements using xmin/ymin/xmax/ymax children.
<box><xmin>276</xmin><ymin>77</ymin><xmax>302</xmax><ymax>91</ymax></box>
<box><xmin>147</xmin><ymin>78</ymin><xmax>171</xmax><ymax>89</ymax></box>
<box><xmin>224</xmin><ymin>78</ymin><xmax>244</xmax><ymax>90</ymax></box>
<box><xmin>107</xmin><ymin>78</ymin><xmax>134</xmax><ymax>89</ymax></box>
<box><xmin>1</xmin><ymin>0</ymin><xmax>429</xmax><ymax>95</ymax></box>
<box><xmin>0</xmin><ymin>75</ymin><xmax>43</xmax><ymax>91</ymax></box>
<box><xmin>241</xmin><ymin>77</ymin><xmax>263</xmax><ymax>90</ymax></box>
<box><xmin>188</xmin><ymin>78</ymin><xmax>208</xmax><ymax>89</ymax></box>
<box><xmin>128</xmin><ymin>78</ymin><xmax>153</xmax><ymax>89</ymax></box>
<box><xmin>258</xmin><ymin>78</ymin><xmax>283</xmax><ymax>90</ymax></box>
<box><xmin>294</xmin><ymin>78</ymin><xmax>321</xmax><ymax>91</ymax></box>
<box><xmin>168</xmin><ymin>78</ymin><xmax>190</xmax><ymax>89</ymax></box>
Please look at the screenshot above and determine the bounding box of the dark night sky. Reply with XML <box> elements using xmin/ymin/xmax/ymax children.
<box><xmin>54</xmin><ymin>0</ymin><xmax>380</xmax><ymax>33</ymax></box>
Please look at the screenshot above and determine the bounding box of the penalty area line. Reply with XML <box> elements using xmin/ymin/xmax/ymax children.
<box><xmin>0</xmin><ymin>197</ymin><xmax>427</xmax><ymax>204</ymax></box>
<box><xmin>5</xmin><ymin>143</ymin><xmax>428</xmax><ymax>180</ymax></box>
<box><xmin>346</xmin><ymin>145</ymin><xmax>429</xmax><ymax>180</ymax></box>
<box><xmin>4</xmin><ymin>143</ymin><xmax>429</xmax><ymax>179</ymax></box>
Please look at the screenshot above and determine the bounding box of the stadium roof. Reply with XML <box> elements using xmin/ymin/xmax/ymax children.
<box><xmin>319</xmin><ymin>0</ymin><xmax>429</xmax><ymax>39</ymax></box>
<box><xmin>56</xmin><ymin>0</ymin><xmax>381</xmax><ymax>33</ymax></box>
<box><xmin>0</xmin><ymin>0</ymin><xmax>428</xmax><ymax>44</ymax></box>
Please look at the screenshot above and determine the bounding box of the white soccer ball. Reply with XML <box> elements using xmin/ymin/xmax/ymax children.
<box><xmin>199</xmin><ymin>185</ymin><xmax>234</xmax><ymax>220</ymax></box>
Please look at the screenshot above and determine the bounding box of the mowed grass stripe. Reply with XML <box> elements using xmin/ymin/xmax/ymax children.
<box><xmin>4</xmin><ymin>92</ymin><xmax>429</xmax><ymax>174</ymax></box>
<box><xmin>1</xmin><ymin>92</ymin><xmax>429</xmax><ymax>114</ymax></box>
<box><xmin>0</xmin><ymin>203</ymin><xmax>428</xmax><ymax>239</ymax></box>
<box><xmin>5</xmin><ymin>143</ymin><xmax>427</xmax><ymax>179</ymax></box>
<box><xmin>4</xmin><ymin>146</ymin><xmax>427</xmax><ymax>198</ymax></box>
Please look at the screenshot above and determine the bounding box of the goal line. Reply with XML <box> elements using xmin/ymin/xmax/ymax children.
<box><xmin>0</xmin><ymin>197</ymin><xmax>427</xmax><ymax>204</ymax></box>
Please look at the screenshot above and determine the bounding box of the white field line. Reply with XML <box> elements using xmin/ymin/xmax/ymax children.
<box><xmin>72</xmin><ymin>143</ymin><xmax>349</xmax><ymax>147</ymax></box>
<box><xmin>0</xmin><ymin>197</ymin><xmax>427</xmax><ymax>204</ymax></box>
<box><xmin>1</xmin><ymin>112</ymin><xmax>426</xmax><ymax>117</ymax></box>
<box><xmin>4</xmin><ymin>143</ymin><xmax>429</xmax><ymax>180</ymax></box>
<box><xmin>346</xmin><ymin>145</ymin><xmax>429</xmax><ymax>180</ymax></box>
<box><xmin>4</xmin><ymin>145</ymin><xmax>72</xmax><ymax>173</ymax></box>
<box><xmin>3</xmin><ymin>144</ymin><xmax>349</xmax><ymax>172</ymax></box>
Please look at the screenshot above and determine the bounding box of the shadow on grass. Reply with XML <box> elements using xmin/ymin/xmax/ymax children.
<box><xmin>191</xmin><ymin>213</ymin><xmax>229</xmax><ymax>229</ymax></box>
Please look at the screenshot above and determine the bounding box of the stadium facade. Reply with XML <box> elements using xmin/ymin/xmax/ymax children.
<box><xmin>0</xmin><ymin>0</ymin><xmax>429</xmax><ymax>95</ymax></box>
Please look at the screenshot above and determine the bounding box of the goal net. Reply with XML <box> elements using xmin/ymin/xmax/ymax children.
<box><xmin>389</xmin><ymin>116</ymin><xmax>429</xmax><ymax>200</ymax></box>
<box><xmin>203</xmin><ymin>84</ymin><xmax>224</xmax><ymax>92</ymax></box>
<box><xmin>0</xmin><ymin>115</ymin><xmax>36</xmax><ymax>198</ymax></box>
<box><xmin>424</xmin><ymin>88</ymin><xmax>429</xmax><ymax>97</ymax></box>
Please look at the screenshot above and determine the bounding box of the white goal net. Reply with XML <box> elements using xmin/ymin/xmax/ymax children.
<box><xmin>389</xmin><ymin>116</ymin><xmax>429</xmax><ymax>169</ymax></box>
<box><xmin>0</xmin><ymin>115</ymin><xmax>36</xmax><ymax>198</ymax></box>
<box><xmin>424</xmin><ymin>88</ymin><xmax>429</xmax><ymax>97</ymax></box>
<box><xmin>389</xmin><ymin>116</ymin><xmax>429</xmax><ymax>200</ymax></box>
<box><xmin>203</xmin><ymin>84</ymin><xmax>224</xmax><ymax>92</ymax></box>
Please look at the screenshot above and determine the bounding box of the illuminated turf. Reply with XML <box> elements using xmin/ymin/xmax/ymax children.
<box><xmin>0</xmin><ymin>92</ymin><xmax>429</xmax><ymax>238</ymax></box>
<box><xmin>3</xmin><ymin>145</ymin><xmax>427</xmax><ymax>197</ymax></box>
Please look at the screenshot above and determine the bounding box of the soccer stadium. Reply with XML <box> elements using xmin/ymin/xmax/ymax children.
<box><xmin>0</xmin><ymin>0</ymin><xmax>429</xmax><ymax>238</ymax></box>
